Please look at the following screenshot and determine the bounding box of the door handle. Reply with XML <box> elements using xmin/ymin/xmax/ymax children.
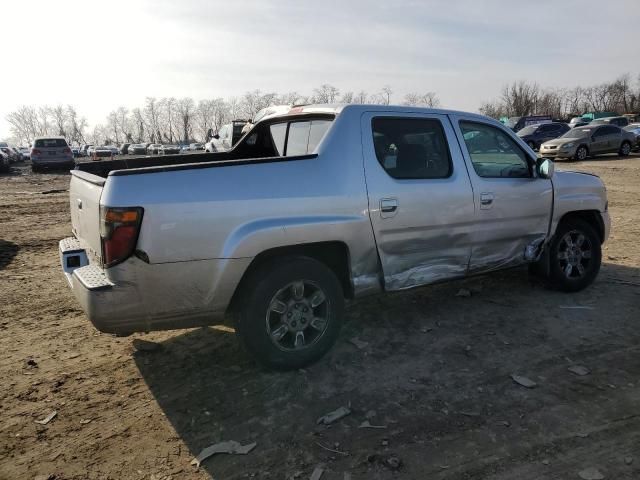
<box><xmin>380</xmin><ymin>198</ymin><xmax>398</xmax><ymax>217</ymax></box>
<box><xmin>77</xmin><ymin>199</ymin><xmax>83</xmax><ymax>210</ymax></box>
<box><xmin>480</xmin><ymin>192</ymin><xmax>494</xmax><ymax>210</ymax></box>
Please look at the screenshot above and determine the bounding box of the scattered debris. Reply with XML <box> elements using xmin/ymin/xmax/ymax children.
<box><xmin>384</xmin><ymin>455</ymin><xmax>402</xmax><ymax>470</ymax></box>
<box><xmin>455</xmin><ymin>288</ymin><xmax>471</xmax><ymax>297</ymax></box>
<box><xmin>132</xmin><ymin>339</ymin><xmax>161</xmax><ymax>352</ymax></box>
<box><xmin>420</xmin><ymin>326</ymin><xmax>433</xmax><ymax>333</ymax></box>
<box><xmin>80</xmin><ymin>419</ymin><xmax>92</xmax><ymax>425</ymax></box>
<box><xmin>348</xmin><ymin>337</ymin><xmax>369</xmax><ymax>349</ymax></box>
<box><xmin>310</xmin><ymin>466</ymin><xmax>324</xmax><ymax>480</ymax></box>
<box><xmin>542</xmin><ymin>459</ymin><xmax>550</xmax><ymax>465</ymax></box>
<box><xmin>25</xmin><ymin>358</ymin><xmax>38</xmax><ymax>368</ymax></box>
<box><xmin>315</xmin><ymin>441</ymin><xmax>349</xmax><ymax>456</ymax></box>
<box><xmin>559</xmin><ymin>305</ymin><xmax>594</xmax><ymax>310</ymax></box>
<box><xmin>381</xmin><ymin>439</ymin><xmax>389</xmax><ymax>447</ymax></box>
<box><xmin>624</xmin><ymin>456</ymin><xmax>633</xmax><ymax>465</ymax></box>
<box><xmin>34</xmin><ymin>474</ymin><xmax>56</xmax><ymax>480</ymax></box>
<box><xmin>495</xmin><ymin>420</ymin><xmax>511</xmax><ymax>427</ymax></box>
<box><xmin>34</xmin><ymin>411</ymin><xmax>57</xmax><ymax>425</ymax></box>
<box><xmin>358</xmin><ymin>420</ymin><xmax>387</xmax><ymax>429</ymax></box>
<box><xmin>459</xmin><ymin>411</ymin><xmax>480</xmax><ymax>417</ymax></box>
<box><xmin>40</xmin><ymin>189</ymin><xmax>67</xmax><ymax>195</ymax></box>
<box><xmin>190</xmin><ymin>440</ymin><xmax>256</xmax><ymax>468</ymax></box>
<box><xmin>578</xmin><ymin>467</ymin><xmax>605</xmax><ymax>480</ymax></box>
<box><xmin>511</xmin><ymin>374</ymin><xmax>537</xmax><ymax>388</ymax></box>
<box><xmin>317</xmin><ymin>406</ymin><xmax>351</xmax><ymax>425</ymax></box>
<box><xmin>368</xmin><ymin>454</ymin><xmax>402</xmax><ymax>471</ymax></box>
<box><xmin>575</xmin><ymin>432</ymin><xmax>590</xmax><ymax>438</ymax></box>
<box><xmin>568</xmin><ymin>365</ymin><xmax>590</xmax><ymax>376</ymax></box>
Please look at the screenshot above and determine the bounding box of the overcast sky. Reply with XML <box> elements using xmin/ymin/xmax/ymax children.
<box><xmin>2</xmin><ymin>0</ymin><xmax>638</xmax><ymax>139</ymax></box>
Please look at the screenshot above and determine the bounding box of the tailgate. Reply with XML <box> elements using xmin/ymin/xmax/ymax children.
<box><xmin>69</xmin><ymin>171</ymin><xmax>105</xmax><ymax>261</ymax></box>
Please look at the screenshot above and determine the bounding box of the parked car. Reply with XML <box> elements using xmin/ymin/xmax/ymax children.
<box><xmin>214</xmin><ymin>120</ymin><xmax>248</xmax><ymax>150</ymax></box>
<box><xmin>70</xmin><ymin>146</ymin><xmax>81</xmax><ymax>158</ymax></box>
<box><xmin>119</xmin><ymin>143</ymin><xmax>131</xmax><ymax>155</ymax></box>
<box><xmin>19</xmin><ymin>147</ymin><xmax>31</xmax><ymax>160</ymax></box>
<box><xmin>581</xmin><ymin>111</ymin><xmax>617</xmax><ymax>121</ymax></box>
<box><xmin>79</xmin><ymin>144</ymin><xmax>93</xmax><ymax>157</ymax></box>
<box><xmin>590</xmin><ymin>116</ymin><xmax>630</xmax><ymax>128</ymax></box>
<box><xmin>0</xmin><ymin>150</ymin><xmax>10</xmax><ymax>172</ymax></box>
<box><xmin>189</xmin><ymin>143</ymin><xmax>204</xmax><ymax>151</ymax></box>
<box><xmin>60</xmin><ymin>104</ymin><xmax>609</xmax><ymax>369</ymax></box>
<box><xmin>86</xmin><ymin>145</ymin><xmax>97</xmax><ymax>157</ymax></box>
<box><xmin>517</xmin><ymin>122</ymin><xmax>570</xmax><ymax>150</ymax></box>
<box><xmin>1</xmin><ymin>145</ymin><xmax>20</xmax><ymax>163</ymax></box>
<box><xmin>127</xmin><ymin>144</ymin><xmax>148</xmax><ymax>155</ymax></box>
<box><xmin>539</xmin><ymin>124</ymin><xmax>635</xmax><ymax>160</ymax></box>
<box><xmin>505</xmin><ymin>115</ymin><xmax>552</xmax><ymax>132</ymax></box>
<box><xmin>147</xmin><ymin>144</ymin><xmax>162</xmax><ymax>154</ymax></box>
<box><xmin>568</xmin><ymin>116</ymin><xmax>591</xmax><ymax>128</ymax></box>
<box><xmin>104</xmin><ymin>145</ymin><xmax>119</xmax><ymax>155</ymax></box>
<box><xmin>624</xmin><ymin>123</ymin><xmax>640</xmax><ymax>151</ymax></box>
<box><xmin>31</xmin><ymin>137</ymin><xmax>75</xmax><ymax>171</ymax></box>
<box><xmin>91</xmin><ymin>147</ymin><xmax>114</xmax><ymax>161</ymax></box>
<box><xmin>160</xmin><ymin>144</ymin><xmax>180</xmax><ymax>155</ymax></box>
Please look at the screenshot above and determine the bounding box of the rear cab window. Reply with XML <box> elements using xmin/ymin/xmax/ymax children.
<box><xmin>34</xmin><ymin>138</ymin><xmax>68</xmax><ymax>148</ymax></box>
<box><xmin>268</xmin><ymin>119</ymin><xmax>332</xmax><ymax>156</ymax></box>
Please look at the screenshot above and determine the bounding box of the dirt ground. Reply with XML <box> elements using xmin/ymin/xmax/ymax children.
<box><xmin>1</xmin><ymin>154</ymin><xmax>639</xmax><ymax>480</ymax></box>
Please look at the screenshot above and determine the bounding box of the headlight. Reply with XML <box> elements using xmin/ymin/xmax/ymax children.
<box><xmin>562</xmin><ymin>143</ymin><xmax>574</xmax><ymax>149</ymax></box>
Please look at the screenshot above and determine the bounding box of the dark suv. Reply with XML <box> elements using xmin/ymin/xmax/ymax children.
<box><xmin>517</xmin><ymin>122</ymin><xmax>570</xmax><ymax>150</ymax></box>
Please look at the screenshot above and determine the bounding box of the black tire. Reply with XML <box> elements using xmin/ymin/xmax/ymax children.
<box><xmin>235</xmin><ymin>256</ymin><xmax>344</xmax><ymax>370</ymax></box>
<box><xmin>574</xmin><ymin>145</ymin><xmax>588</xmax><ymax>161</ymax></box>
<box><xmin>619</xmin><ymin>141</ymin><xmax>631</xmax><ymax>156</ymax></box>
<box><xmin>548</xmin><ymin>218</ymin><xmax>601</xmax><ymax>292</ymax></box>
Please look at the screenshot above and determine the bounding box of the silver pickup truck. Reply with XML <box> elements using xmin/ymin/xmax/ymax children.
<box><xmin>60</xmin><ymin>104</ymin><xmax>610</xmax><ymax>369</ymax></box>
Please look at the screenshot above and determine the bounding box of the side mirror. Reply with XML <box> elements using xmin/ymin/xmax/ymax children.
<box><xmin>536</xmin><ymin>157</ymin><xmax>555</xmax><ymax>179</ymax></box>
<box><xmin>213</xmin><ymin>134</ymin><xmax>220</xmax><ymax>140</ymax></box>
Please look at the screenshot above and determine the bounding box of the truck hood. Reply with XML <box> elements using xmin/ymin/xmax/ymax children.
<box><xmin>552</xmin><ymin>169</ymin><xmax>607</xmax><ymax>212</ymax></box>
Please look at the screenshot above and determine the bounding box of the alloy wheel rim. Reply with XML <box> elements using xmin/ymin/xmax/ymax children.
<box><xmin>557</xmin><ymin>230</ymin><xmax>593</xmax><ymax>279</ymax></box>
<box><xmin>265</xmin><ymin>280</ymin><xmax>330</xmax><ymax>351</ymax></box>
<box><xmin>577</xmin><ymin>148</ymin><xmax>586</xmax><ymax>160</ymax></box>
<box><xmin>622</xmin><ymin>143</ymin><xmax>630</xmax><ymax>155</ymax></box>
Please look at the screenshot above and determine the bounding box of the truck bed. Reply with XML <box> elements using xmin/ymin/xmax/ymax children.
<box><xmin>75</xmin><ymin>151</ymin><xmax>235</xmax><ymax>178</ymax></box>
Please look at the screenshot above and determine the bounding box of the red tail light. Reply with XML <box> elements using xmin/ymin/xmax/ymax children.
<box><xmin>32</xmin><ymin>148</ymin><xmax>41</xmax><ymax>155</ymax></box>
<box><xmin>63</xmin><ymin>147</ymin><xmax>72</xmax><ymax>154</ymax></box>
<box><xmin>100</xmin><ymin>207</ymin><xmax>144</xmax><ymax>267</ymax></box>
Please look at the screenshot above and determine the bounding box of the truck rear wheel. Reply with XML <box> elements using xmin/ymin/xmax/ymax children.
<box><xmin>548</xmin><ymin>218</ymin><xmax>601</xmax><ymax>292</ymax></box>
<box><xmin>235</xmin><ymin>256</ymin><xmax>344</xmax><ymax>370</ymax></box>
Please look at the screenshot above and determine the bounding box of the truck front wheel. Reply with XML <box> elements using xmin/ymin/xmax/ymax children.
<box><xmin>235</xmin><ymin>256</ymin><xmax>344</xmax><ymax>370</ymax></box>
<box><xmin>548</xmin><ymin>218</ymin><xmax>601</xmax><ymax>292</ymax></box>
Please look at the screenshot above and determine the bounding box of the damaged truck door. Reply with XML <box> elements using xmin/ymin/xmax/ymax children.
<box><xmin>362</xmin><ymin>113</ymin><xmax>475</xmax><ymax>290</ymax></box>
<box><xmin>454</xmin><ymin>117</ymin><xmax>554</xmax><ymax>272</ymax></box>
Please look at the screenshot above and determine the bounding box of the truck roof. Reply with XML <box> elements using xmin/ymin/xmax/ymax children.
<box><xmin>268</xmin><ymin>103</ymin><xmax>492</xmax><ymax>124</ymax></box>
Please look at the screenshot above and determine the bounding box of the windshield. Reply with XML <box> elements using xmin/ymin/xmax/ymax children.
<box><xmin>505</xmin><ymin>117</ymin><xmax>520</xmax><ymax>128</ymax></box>
<box><xmin>561</xmin><ymin>128</ymin><xmax>593</xmax><ymax>139</ymax></box>
<box><xmin>517</xmin><ymin>125</ymin><xmax>538</xmax><ymax>136</ymax></box>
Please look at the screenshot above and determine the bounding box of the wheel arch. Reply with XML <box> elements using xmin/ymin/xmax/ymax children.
<box><xmin>226</xmin><ymin>241</ymin><xmax>353</xmax><ymax>316</ymax></box>
<box><xmin>556</xmin><ymin>210</ymin><xmax>605</xmax><ymax>244</ymax></box>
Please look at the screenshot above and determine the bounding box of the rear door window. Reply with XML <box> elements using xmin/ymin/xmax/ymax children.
<box><xmin>371</xmin><ymin>117</ymin><xmax>452</xmax><ymax>179</ymax></box>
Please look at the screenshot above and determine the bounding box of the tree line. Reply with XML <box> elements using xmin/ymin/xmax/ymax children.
<box><xmin>4</xmin><ymin>85</ymin><xmax>440</xmax><ymax>146</ymax></box>
<box><xmin>479</xmin><ymin>73</ymin><xmax>640</xmax><ymax>120</ymax></box>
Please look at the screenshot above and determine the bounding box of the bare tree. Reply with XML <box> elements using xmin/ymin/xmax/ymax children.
<box><xmin>403</xmin><ymin>92</ymin><xmax>441</xmax><ymax>108</ymax></box>
<box><xmin>312</xmin><ymin>84</ymin><xmax>340</xmax><ymax>103</ymax></box>
<box><xmin>380</xmin><ymin>85</ymin><xmax>393</xmax><ymax>105</ymax></box>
